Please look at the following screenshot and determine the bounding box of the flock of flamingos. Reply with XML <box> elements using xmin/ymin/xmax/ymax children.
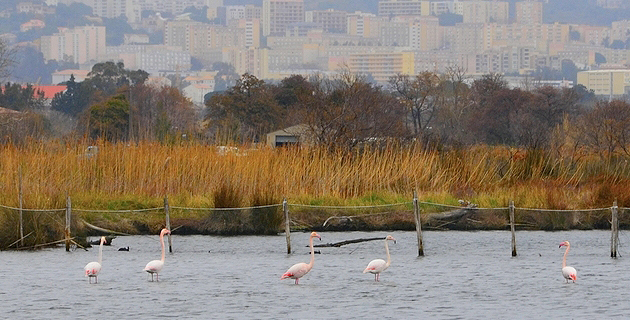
<box><xmin>83</xmin><ymin>229</ymin><xmax>579</xmax><ymax>284</ymax></box>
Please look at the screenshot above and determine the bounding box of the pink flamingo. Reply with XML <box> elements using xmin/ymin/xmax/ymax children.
<box><xmin>84</xmin><ymin>236</ymin><xmax>106</xmax><ymax>284</ymax></box>
<box><xmin>281</xmin><ymin>231</ymin><xmax>321</xmax><ymax>284</ymax></box>
<box><xmin>559</xmin><ymin>241</ymin><xmax>577</xmax><ymax>283</ymax></box>
<box><xmin>363</xmin><ymin>235</ymin><xmax>396</xmax><ymax>281</ymax></box>
<box><xmin>144</xmin><ymin>228</ymin><xmax>170</xmax><ymax>282</ymax></box>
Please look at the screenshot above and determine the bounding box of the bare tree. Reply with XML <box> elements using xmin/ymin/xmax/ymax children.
<box><xmin>389</xmin><ymin>71</ymin><xmax>441</xmax><ymax>141</ymax></box>
<box><xmin>0</xmin><ymin>39</ymin><xmax>15</xmax><ymax>81</ymax></box>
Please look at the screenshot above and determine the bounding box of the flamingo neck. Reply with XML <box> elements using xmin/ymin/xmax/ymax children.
<box><xmin>98</xmin><ymin>238</ymin><xmax>104</xmax><ymax>265</ymax></box>
<box><xmin>307</xmin><ymin>235</ymin><xmax>315</xmax><ymax>269</ymax></box>
<box><xmin>160</xmin><ymin>233</ymin><xmax>166</xmax><ymax>262</ymax></box>
<box><xmin>384</xmin><ymin>239</ymin><xmax>391</xmax><ymax>268</ymax></box>
<box><xmin>562</xmin><ymin>244</ymin><xmax>570</xmax><ymax>268</ymax></box>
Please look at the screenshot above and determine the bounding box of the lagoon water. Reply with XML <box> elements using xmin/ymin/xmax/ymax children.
<box><xmin>0</xmin><ymin>230</ymin><xmax>629</xmax><ymax>319</ymax></box>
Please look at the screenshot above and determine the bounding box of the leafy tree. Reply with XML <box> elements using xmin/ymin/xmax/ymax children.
<box><xmin>0</xmin><ymin>82</ymin><xmax>45</xmax><ymax>111</ymax></box>
<box><xmin>85</xmin><ymin>94</ymin><xmax>130</xmax><ymax>141</ymax></box>
<box><xmin>103</xmin><ymin>17</ymin><xmax>135</xmax><ymax>46</ymax></box>
<box><xmin>211</xmin><ymin>62</ymin><xmax>239</xmax><ymax>92</ymax></box>
<box><xmin>595</xmin><ymin>52</ymin><xmax>606</xmax><ymax>64</ymax></box>
<box><xmin>297</xmin><ymin>71</ymin><xmax>407</xmax><ymax>149</ymax></box>
<box><xmin>51</xmin><ymin>75</ymin><xmax>94</xmax><ymax>117</ymax></box>
<box><xmin>88</xmin><ymin>61</ymin><xmax>149</xmax><ymax>96</ymax></box>
<box><xmin>438</xmin><ymin>13</ymin><xmax>463</xmax><ymax>26</ymax></box>
<box><xmin>205</xmin><ymin>73</ymin><xmax>283</xmax><ymax>143</ymax></box>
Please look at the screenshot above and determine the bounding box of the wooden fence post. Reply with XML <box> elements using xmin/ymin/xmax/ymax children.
<box><xmin>611</xmin><ymin>200</ymin><xmax>618</xmax><ymax>258</ymax></box>
<box><xmin>413</xmin><ymin>190</ymin><xmax>424</xmax><ymax>256</ymax></box>
<box><xmin>65</xmin><ymin>195</ymin><xmax>71</xmax><ymax>252</ymax></box>
<box><xmin>283</xmin><ymin>198</ymin><xmax>291</xmax><ymax>254</ymax></box>
<box><xmin>18</xmin><ymin>167</ymin><xmax>24</xmax><ymax>248</ymax></box>
<box><xmin>164</xmin><ymin>196</ymin><xmax>173</xmax><ymax>253</ymax></box>
<box><xmin>510</xmin><ymin>200</ymin><xmax>517</xmax><ymax>257</ymax></box>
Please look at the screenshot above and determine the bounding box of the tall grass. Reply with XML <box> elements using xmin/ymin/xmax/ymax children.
<box><xmin>0</xmin><ymin>140</ymin><xmax>629</xmax><ymax>244</ymax></box>
<box><xmin>1</xmin><ymin>141</ymin><xmax>630</xmax><ymax>209</ymax></box>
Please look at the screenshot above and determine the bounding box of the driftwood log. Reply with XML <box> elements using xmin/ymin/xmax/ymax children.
<box><xmin>310</xmin><ymin>237</ymin><xmax>386</xmax><ymax>248</ymax></box>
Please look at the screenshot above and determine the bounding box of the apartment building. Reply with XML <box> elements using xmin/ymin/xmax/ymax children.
<box><xmin>515</xmin><ymin>1</ymin><xmax>543</xmax><ymax>25</ymax></box>
<box><xmin>414</xmin><ymin>50</ymin><xmax>476</xmax><ymax>74</ymax></box>
<box><xmin>572</xmin><ymin>25</ymin><xmax>611</xmax><ymax>46</ymax></box>
<box><xmin>404</xmin><ymin>15</ymin><xmax>442</xmax><ymax>51</ymax></box>
<box><xmin>262</xmin><ymin>0</ymin><xmax>305</xmax><ymax>36</ymax></box>
<box><xmin>218</xmin><ymin>5</ymin><xmax>261</xmax><ymax>25</ymax></box>
<box><xmin>229</xmin><ymin>19</ymin><xmax>261</xmax><ymax>48</ymax></box>
<box><xmin>378</xmin><ymin>0</ymin><xmax>430</xmax><ymax>16</ymax></box>
<box><xmin>443</xmin><ymin>23</ymin><xmax>484</xmax><ymax>53</ymax></box>
<box><xmin>610</xmin><ymin>20</ymin><xmax>630</xmax><ymax>42</ymax></box>
<box><xmin>577</xmin><ymin>69</ymin><xmax>630</xmax><ymax>96</ymax></box>
<box><xmin>347</xmin><ymin>12</ymin><xmax>386</xmax><ymax>38</ymax></box>
<box><xmin>461</xmin><ymin>1</ymin><xmax>509</xmax><ymax>24</ymax></box>
<box><xmin>347</xmin><ymin>52</ymin><xmax>415</xmax><ymax>83</ymax></box>
<box><xmin>92</xmin><ymin>0</ymin><xmax>140</xmax><ymax>23</ymax></box>
<box><xmin>380</xmin><ymin>20</ymin><xmax>410</xmax><ymax>47</ymax></box>
<box><xmin>305</xmin><ymin>9</ymin><xmax>347</xmax><ymax>33</ymax></box>
<box><xmin>105</xmin><ymin>45</ymin><xmax>191</xmax><ymax>72</ymax></box>
<box><xmin>484</xmin><ymin>23</ymin><xmax>570</xmax><ymax>52</ymax></box>
<box><xmin>40</xmin><ymin>26</ymin><xmax>106</xmax><ymax>64</ymax></box>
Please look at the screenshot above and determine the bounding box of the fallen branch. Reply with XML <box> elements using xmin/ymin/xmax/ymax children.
<box><xmin>311</xmin><ymin>237</ymin><xmax>385</xmax><ymax>248</ymax></box>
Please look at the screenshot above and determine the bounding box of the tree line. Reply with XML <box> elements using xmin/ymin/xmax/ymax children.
<box><xmin>1</xmin><ymin>59</ymin><xmax>629</xmax><ymax>159</ymax></box>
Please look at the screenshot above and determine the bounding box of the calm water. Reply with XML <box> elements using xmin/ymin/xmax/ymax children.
<box><xmin>0</xmin><ymin>230</ymin><xmax>628</xmax><ymax>319</ymax></box>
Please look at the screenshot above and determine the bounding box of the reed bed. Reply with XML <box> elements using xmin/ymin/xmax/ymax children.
<box><xmin>0</xmin><ymin>140</ymin><xmax>629</xmax><ymax>246</ymax></box>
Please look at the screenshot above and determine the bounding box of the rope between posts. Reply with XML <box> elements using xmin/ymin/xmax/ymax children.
<box><xmin>72</xmin><ymin>207</ymin><xmax>163</xmax><ymax>213</ymax></box>
<box><xmin>417</xmin><ymin>201</ymin><xmax>509</xmax><ymax>210</ymax></box>
<box><xmin>517</xmin><ymin>207</ymin><xmax>612</xmax><ymax>213</ymax></box>
<box><xmin>289</xmin><ymin>202</ymin><xmax>412</xmax><ymax>209</ymax></box>
<box><xmin>0</xmin><ymin>204</ymin><xmax>66</xmax><ymax>212</ymax></box>
<box><xmin>171</xmin><ymin>204</ymin><xmax>283</xmax><ymax>211</ymax></box>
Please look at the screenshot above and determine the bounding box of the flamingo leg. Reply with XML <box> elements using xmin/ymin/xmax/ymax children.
<box><xmin>95</xmin><ymin>276</ymin><xmax>98</xmax><ymax>284</ymax></box>
<box><xmin>156</xmin><ymin>273</ymin><xmax>159</xmax><ymax>282</ymax></box>
<box><xmin>295</xmin><ymin>278</ymin><xmax>299</xmax><ymax>285</ymax></box>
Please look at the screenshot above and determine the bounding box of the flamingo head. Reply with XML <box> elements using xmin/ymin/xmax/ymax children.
<box><xmin>161</xmin><ymin>228</ymin><xmax>171</xmax><ymax>236</ymax></box>
<box><xmin>386</xmin><ymin>235</ymin><xmax>396</xmax><ymax>244</ymax></box>
<box><xmin>100</xmin><ymin>236</ymin><xmax>106</xmax><ymax>244</ymax></box>
<box><xmin>559</xmin><ymin>241</ymin><xmax>569</xmax><ymax>248</ymax></box>
<box><xmin>310</xmin><ymin>231</ymin><xmax>321</xmax><ymax>241</ymax></box>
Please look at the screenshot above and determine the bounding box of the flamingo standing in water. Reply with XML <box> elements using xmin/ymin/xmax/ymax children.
<box><xmin>363</xmin><ymin>235</ymin><xmax>396</xmax><ymax>282</ymax></box>
<box><xmin>84</xmin><ymin>236</ymin><xmax>106</xmax><ymax>284</ymax></box>
<box><xmin>144</xmin><ymin>228</ymin><xmax>170</xmax><ymax>282</ymax></box>
<box><xmin>559</xmin><ymin>241</ymin><xmax>577</xmax><ymax>283</ymax></box>
<box><xmin>281</xmin><ymin>231</ymin><xmax>321</xmax><ymax>284</ymax></box>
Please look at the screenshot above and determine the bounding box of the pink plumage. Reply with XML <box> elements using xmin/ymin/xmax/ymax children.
<box><xmin>363</xmin><ymin>235</ymin><xmax>396</xmax><ymax>282</ymax></box>
<box><xmin>281</xmin><ymin>232</ymin><xmax>321</xmax><ymax>284</ymax></box>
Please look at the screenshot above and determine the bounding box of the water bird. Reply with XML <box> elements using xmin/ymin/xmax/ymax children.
<box><xmin>144</xmin><ymin>228</ymin><xmax>170</xmax><ymax>282</ymax></box>
<box><xmin>559</xmin><ymin>241</ymin><xmax>577</xmax><ymax>283</ymax></box>
<box><xmin>84</xmin><ymin>236</ymin><xmax>105</xmax><ymax>284</ymax></box>
<box><xmin>118</xmin><ymin>246</ymin><xmax>129</xmax><ymax>251</ymax></box>
<box><xmin>281</xmin><ymin>231</ymin><xmax>321</xmax><ymax>284</ymax></box>
<box><xmin>363</xmin><ymin>235</ymin><xmax>396</xmax><ymax>282</ymax></box>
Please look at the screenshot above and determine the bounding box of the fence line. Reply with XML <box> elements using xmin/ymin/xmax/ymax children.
<box><xmin>0</xmin><ymin>197</ymin><xmax>625</xmax><ymax>257</ymax></box>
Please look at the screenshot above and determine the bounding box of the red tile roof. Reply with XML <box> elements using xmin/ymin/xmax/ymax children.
<box><xmin>33</xmin><ymin>85</ymin><xmax>66</xmax><ymax>99</ymax></box>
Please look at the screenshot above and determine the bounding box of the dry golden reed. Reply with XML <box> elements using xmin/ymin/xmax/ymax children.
<box><xmin>0</xmin><ymin>140</ymin><xmax>629</xmax><ymax>211</ymax></box>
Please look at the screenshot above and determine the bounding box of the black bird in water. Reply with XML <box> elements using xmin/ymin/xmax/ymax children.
<box><xmin>118</xmin><ymin>246</ymin><xmax>129</xmax><ymax>251</ymax></box>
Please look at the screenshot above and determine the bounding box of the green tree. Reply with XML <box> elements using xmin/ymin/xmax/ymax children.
<box><xmin>205</xmin><ymin>73</ymin><xmax>283</xmax><ymax>143</ymax></box>
<box><xmin>85</xmin><ymin>94</ymin><xmax>129</xmax><ymax>141</ymax></box>
<box><xmin>51</xmin><ymin>74</ymin><xmax>94</xmax><ymax>117</ymax></box>
<box><xmin>0</xmin><ymin>82</ymin><xmax>45</xmax><ymax>111</ymax></box>
<box><xmin>88</xmin><ymin>61</ymin><xmax>149</xmax><ymax>96</ymax></box>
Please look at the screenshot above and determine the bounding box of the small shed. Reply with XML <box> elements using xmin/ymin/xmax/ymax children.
<box><xmin>266</xmin><ymin>124</ymin><xmax>311</xmax><ymax>148</ymax></box>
